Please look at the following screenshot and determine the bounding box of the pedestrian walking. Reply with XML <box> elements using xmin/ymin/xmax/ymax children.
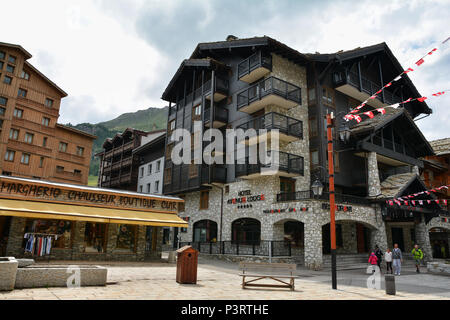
<box><xmin>368</xmin><ymin>252</ymin><xmax>378</xmax><ymax>273</ymax></box>
<box><xmin>374</xmin><ymin>245</ymin><xmax>383</xmax><ymax>271</ymax></box>
<box><xmin>392</xmin><ymin>243</ymin><xmax>403</xmax><ymax>276</ymax></box>
<box><xmin>411</xmin><ymin>244</ymin><xmax>424</xmax><ymax>273</ymax></box>
<box><xmin>385</xmin><ymin>248</ymin><xmax>393</xmax><ymax>274</ymax></box>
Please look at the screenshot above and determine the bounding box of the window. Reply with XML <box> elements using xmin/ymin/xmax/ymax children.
<box><xmin>140</xmin><ymin>167</ymin><xmax>144</xmax><ymax>177</ymax></box>
<box><xmin>156</xmin><ymin>160</ymin><xmax>161</xmax><ymax>172</ymax></box>
<box><xmin>139</xmin><ymin>185</ymin><xmax>143</xmax><ymax>193</ymax></box>
<box><xmin>146</xmin><ymin>183</ymin><xmax>151</xmax><ymax>193</ymax></box>
<box><xmin>43</xmin><ymin>137</ymin><xmax>48</xmax><ymax>147</ymax></box>
<box><xmin>21</xmin><ymin>153</ymin><xmax>30</xmax><ymax>165</ymax></box>
<box><xmin>0</xmin><ymin>61</ymin><xmax>3</xmax><ymax>69</ymax></box>
<box><xmin>322</xmin><ymin>87</ymin><xmax>335</xmax><ymax>107</ymax></box>
<box><xmin>147</xmin><ymin>163</ymin><xmax>152</xmax><ymax>175</ymax></box>
<box><xmin>41</xmin><ymin>117</ymin><xmax>50</xmax><ymax>127</ymax></box>
<box><xmin>24</xmin><ymin>219</ymin><xmax>72</xmax><ymax>249</ymax></box>
<box><xmin>3</xmin><ymin>75</ymin><xmax>12</xmax><ymax>85</ymax></box>
<box><xmin>84</xmin><ymin>223</ymin><xmax>107</xmax><ymax>253</ymax></box>
<box><xmin>13</xmin><ymin>108</ymin><xmax>23</xmax><ymax>118</ymax></box>
<box><xmin>311</xmin><ymin>150</ymin><xmax>319</xmax><ymax>167</ymax></box>
<box><xmin>8</xmin><ymin>55</ymin><xmax>16</xmax><ymax>64</ymax></box>
<box><xmin>39</xmin><ymin>157</ymin><xmax>44</xmax><ymax>168</ymax></box>
<box><xmin>0</xmin><ymin>51</ymin><xmax>4</xmax><ymax>60</ymax></box>
<box><xmin>225</xmin><ymin>185</ymin><xmax>230</xmax><ymax>194</ymax></box>
<box><xmin>56</xmin><ymin>165</ymin><xmax>64</xmax><ymax>172</ymax></box>
<box><xmin>309</xmin><ymin>116</ymin><xmax>318</xmax><ymax>137</ymax></box>
<box><xmin>232</xmin><ymin>218</ymin><xmax>261</xmax><ymax>245</ymax></box>
<box><xmin>2</xmin><ymin>171</ymin><xmax>12</xmax><ymax>176</ymax></box>
<box><xmin>193</xmin><ymin>220</ymin><xmax>218</xmax><ymax>242</ymax></box>
<box><xmin>193</xmin><ymin>104</ymin><xmax>201</xmax><ymax>116</ymax></box>
<box><xmin>0</xmin><ymin>96</ymin><xmax>7</xmax><ymax>106</ymax></box>
<box><xmin>20</xmin><ymin>70</ymin><xmax>30</xmax><ymax>80</ymax></box>
<box><xmin>45</xmin><ymin>98</ymin><xmax>53</xmax><ymax>108</ymax></box>
<box><xmin>169</xmin><ymin>120</ymin><xmax>175</xmax><ymax>131</ymax></box>
<box><xmin>9</xmin><ymin>128</ymin><xmax>19</xmax><ymax>140</ymax></box>
<box><xmin>0</xmin><ymin>107</ymin><xmax>6</xmax><ymax>116</ymax></box>
<box><xmin>6</xmin><ymin>65</ymin><xmax>14</xmax><ymax>73</ymax></box>
<box><xmin>200</xmin><ymin>190</ymin><xmax>209</xmax><ymax>210</ymax></box>
<box><xmin>116</xmin><ymin>224</ymin><xmax>137</xmax><ymax>252</ymax></box>
<box><xmin>18</xmin><ymin>88</ymin><xmax>27</xmax><ymax>98</ymax></box>
<box><xmin>4</xmin><ymin>150</ymin><xmax>15</xmax><ymax>162</ymax></box>
<box><xmin>154</xmin><ymin>180</ymin><xmax>160</xmax><ymax>193</ymax></box>
<box><xmin>59</xmin><ymin>142</ymin><xmax>68</xmax><ymax>152</ymax></box>
<box><xmin>164</xmin><ymin>167</ymin><xmax>172</xmax><ymax>185</ymax></box>
<box><xmin>74</xmin><ymin>169</ymin><xmax>81</xmax><ymax>176</ymax></box>
<box><xmin>76</xmin><ymin>146</ymin><xmax>84</xmax><ymax>156</ymax></box>
<box><xmin>24</xmin><ymin>132</ymin><xmax>34</xmax><ymax>144</ymax></box>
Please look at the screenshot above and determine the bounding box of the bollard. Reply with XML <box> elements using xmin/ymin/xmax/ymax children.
<box><xmin>385</xmin><ymin>274</ymin><xmax>396</xmax><ymax>295</ymax></box>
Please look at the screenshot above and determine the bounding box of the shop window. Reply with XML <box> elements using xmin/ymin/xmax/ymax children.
<box><xmin>193</xmin><ymin>220</ymin><xmax>218</xmax><ymax>243</ymax></box>
<box><xmin>84</xmin><ymin>223</ymin><xmax>107</xmax><ymax>253</ymax></box>
<box><xmin>116</xmin><ymin>224</ymin><xmax>137</xmax><ymax>252</ymax></box>
<box><xmin>200</xmin><ymin>190</ymin><xmax>209</xmax><ymax>210</ymax></box>
<box><xmin>232</xmin><ymin>218</ymin><xmax>261</xmax><ymax>245</ymax></box>
<box><xmin>24</xmin><ymin>219</ymin><xmax>73</xmax><ymax>249</ymax></box>
<box><xmin>284</xmin><ymin>221</ymin><xmax>304</xmax><ymax>248</ymax></box>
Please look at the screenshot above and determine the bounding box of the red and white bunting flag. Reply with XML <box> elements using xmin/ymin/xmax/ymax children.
<box><xmin>419</xmin><ymin>200</ymin><xmax>423</xmax><ymax>205</ymax></box>
<box><xmin>364</xmin><ymin>111</ymin><xmax>374</xmax><ymax>119</ymax></box>
<box><xmin>393</xmin><ymin>75</ymin><xmax>402</xmax><ymax>82</ymax></box>
<box><xmin>443</xmin><ymin>200</ymin><xmax>448</xmax><ymax>205</ymax></box>
<box><xmin>404</xmin><ymin>98</ymin><xmax>412</xmax><ymax>103</ymax></box>
<box><xmin>384</xmin><ymin>82</ymin><xmax>392</xmax><ymax>88</ymax></box>
<box><xmin>404</xmin><ymin>201</ymin><xmax>408</xmax><ymax>205</ymax></box>
<box><xmin>427</xmin><ymin>200</ymin><xmax>431</xmax><ymax>204</ymax></box>
<box><xmin>376</xmin><ymin>108</ymin><xmax>386</xmax><ymax>114</ymax></box>
<box><xmin>431</xmin><ymin>189</ymin><xmax>436</xmax><ymax>192</ymax></box>
<box><xmin>425</xmin><ymin>191</ymin><xmax>430</xmax><ymax>195</ymax></box>
<box><xmin>415</xmin><ymin>58</ymin><xmax>425</xmax><ymax>66</ymax></box>
<box><xmin>404</xmin><ymin>67</ymin><xmax>414</xmax><ymax>74</ymax></box>
<box><xmin>412</xmin><ymin>200</ymin><xmax>416</xmax><ymax>206</ymax></box>
<box><xmin>391</xmin><ymin>103</ymin><xmax>400</xmax><ymax>108</ymax></box>
<box><xmin>345</xmin><ymin>114</ymin><xmax>354</xmax><ymax>120</ymax></box>
<box><xmin>435</xmin><ymin>200</ymin><xmax>440</xmax><ymax>204</ymax></box>
<box><xmin>428</xmin><ymin>48</ymin><xmax>437</xmax><ymax>55</ymax></box>
<box><xmin>389</xmin><ymin>200</ymin><xmax>394</xmax><ymax>206</ymax></box>
<box><xmin>369</xmin><ymin>95</ymin><xmax>377</xmax><ymax>100</ymax></box>
<box><xmin>432</xmin><ymin>91</ymin><xmax>445</xmax><ymax>96</ymax></box>
<box><xmin>417</xmin><ymin>97</ymin><xmax>427</xmax><ymax>102</ymax></box>
<box><xmin>354</xmin><ymin>115</ymin><xmax>362</xmax><ymax>123</ymax></box>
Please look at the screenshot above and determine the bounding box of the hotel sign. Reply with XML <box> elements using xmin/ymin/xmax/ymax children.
<box><xmin>227</xmin><ymin>190</ymin><xmax>265</xmax><ymax>205</ymax></box>
<box><xmin>0</xmin><ymin>178</ymin><xmax>181</xmax><ymax>213</ymax></box>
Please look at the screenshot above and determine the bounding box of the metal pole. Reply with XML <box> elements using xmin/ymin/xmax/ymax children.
<box><xmin>327</xmin><ymin>113</ymin><xmax>337</xmax><ymax>290</ymax></box>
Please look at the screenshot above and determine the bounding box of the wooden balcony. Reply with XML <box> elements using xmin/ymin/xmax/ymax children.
<box><xmin>237</xmin><ymin>112</ymin><xmax>303</xmax><ymax>145</ymax></box>
<box><xmin>237</xmin><ymin>77</ymin><xmax>302</xmax><ymax>114</ymax></box>
<box><xmin>204</xmin><ymin>77</ymin><xmax>229</xmax><ymax>102</ymax></box>
<box><xmin>238</xmin><ymin>51</ymin><xmax>272</xmax><ymax>83</ymax></box>
<box><xmin>235</xmin><ymin>151</ymin><xmax>304</xmax><ymax>179</ymax></box>
<box><xmin>333</xmin><ymin>70</ymin><xmax>402</xmax><ymax>108</ymax></box>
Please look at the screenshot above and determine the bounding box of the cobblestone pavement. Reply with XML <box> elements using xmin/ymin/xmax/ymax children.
<box><xmin>0</xmin><ymin>259</ymin><xmax>448</xmax><ymax>300</ymax></box>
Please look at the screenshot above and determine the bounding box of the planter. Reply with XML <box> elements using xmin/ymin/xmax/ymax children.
<box><xmin>0</xmin><ymin>257</ymin><xmax>19</xmax><ymax>291</ymax></box>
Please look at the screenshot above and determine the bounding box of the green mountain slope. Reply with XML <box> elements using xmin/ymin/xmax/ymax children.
<box><xmin>66</xmin><ymin>107</ymin><xmax>168</xmax><ymax>178</ymax></box>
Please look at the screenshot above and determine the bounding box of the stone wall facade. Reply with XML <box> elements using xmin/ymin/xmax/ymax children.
<box><xmin>4</xmin><ymin>217</ymin><xmax>163</xmax><ymax>261</ymax></box>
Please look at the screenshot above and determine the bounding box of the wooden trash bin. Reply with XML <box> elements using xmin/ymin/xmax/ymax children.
<box><xmin>176</xmin><ymin>245</ymin><xmax>199</xmax><ymax>284</ymax></box>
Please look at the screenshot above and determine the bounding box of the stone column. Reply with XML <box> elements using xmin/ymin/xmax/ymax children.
<box><xmin>5</xmin><ymin>217</ymin><xmax>26</xmax><ymax>257</ymax></box>
<box><xmin>303</xmin><ymin>221</ymin><xmax>322</xmax><ymax>270</ymax></box>
<box><xmin>415</xmin><ymin>217</ymin><xmax>433</xmax><ymax>262</ymax></box>
<box><xmin>367</xmin><ymin>152</ymin><xmax>382</xmax><ymax>198</ymax></box>
<box><xmin>369</xmin><ymin>207</ymin><xmax>388</xmax><ymax>252</ymax></box>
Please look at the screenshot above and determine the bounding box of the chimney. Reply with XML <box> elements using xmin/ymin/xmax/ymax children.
<box><xmin>226</xmin><ymin>35</ymin><xmax>238</xmax><ymax>41</ymax></box>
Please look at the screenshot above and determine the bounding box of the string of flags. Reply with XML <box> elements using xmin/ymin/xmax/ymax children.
<box><xmin>385</xmin><ymin>184</ymin><xmax>450</xmax><ymax>207</ymax></box>
<box><xmin>344</xmin><ymin>89</ymin><xmax>449</xmax><ymax>122</ymax></box>
<box><xmin>344</xmin><ymin>36</ymin><xmax>450</xmax><ymax>121</ymax></box>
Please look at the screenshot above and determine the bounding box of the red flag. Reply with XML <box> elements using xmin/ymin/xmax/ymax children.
<box><xmin>369</xmin><ymin>95</ymin><xmax>377</xmax><ymax>100</ymax></box>
<box><xmin>384</xmin><ymin>82</ymin><xmax>392</xmax><ymax>88</ymax></box>
<box><xmin>412</xmin><ymin>200</ymin><xmax>416</xmax><ymax>206</ymax></box>
<box><xmin>415</xmin><ymin>58</ymin><xmax>425</xmax><ymax>66</ymax></box>
<box><xmin>428</xmin><ymin>48</ymin><xmax>437</xmax><ymax>55</ymax></box>
<box><xmin>404</xmin><ymin>201</ymin><xmax>408</xmax><ymax>205</ymax></box>
<box><xmin>404</xmin><ymin>68</ymin><xmax>414</xmax><ymax>73</ymax></box>
<box><xmin>427</xmin><ymin>200</ymin><xmax>431</xmax><ymax>204</ymax></box>
<box><xmin>376</xmin><ymin>108</ymin><xmax>386</xmax><ymax>115</ymax></box>
<box><xmin>432</xmin><ymin>91</ymin><xmax>445</xmax><ymax>96</ymax></box>
<box><xmin>354</xmin><ymin>115</ymin><xmax>362</xmax><ymax>123</ymax></box>
<box><xmin>443</xmin><ymin>200</ymin><xmax>447</xmax><ymax>205</ymax></box>
<box><xmin>435</xmin><ymin>200</ymin><xmax>440</xmax><ymax>204</ymax></box>
<box><xmin>364</xmin><ymin>111</ymin><xmax>374</xmax><ymax>119</ymax></box>
<box><xmin>417</xmin><ymin>97</ymin><xmax>427</xmax><ymax>102</ymax></box>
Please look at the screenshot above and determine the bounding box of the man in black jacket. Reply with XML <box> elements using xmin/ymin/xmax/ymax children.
<box><xmin>374</xmin><ymin>245</ymin><xmax>383</xmax><ymax>271</ymax></box>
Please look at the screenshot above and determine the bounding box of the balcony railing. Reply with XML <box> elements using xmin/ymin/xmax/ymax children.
<box><xmin>204</xmin><ymin>77</ymin><xmax>229</xmax><ymax>97</ymax></box>
<box><xmin>344</xmin><ymin>71</ymin><xmax>402</xmax><ymax>105</ymax></box>
<box><xmin>276</xmin><ymin>190</ymin><xmax>371</xmax><ymax>205</ymax></box>
<box><xmin>201</xmin><ymin>164</ymin><xmax>227</xmax><ymax>184</ymax></box>
<box><xmin>235</xmin><ymin>151</ymin><xmax>304</xmax><ymax>178</ymax></box>
<box><xmin>204</xmin><ymin>105</ymin><xmax>228</xmax><ymax>125</ymax></box>
<box><xmin>237</xmin><ymin>51</ymin><xmax>272</xmax><ymax>81</ymax></box>
<box><xmin>237</xmin><ymin>76</ymin><xmax>301</xmax><ymax>111</ymax></box>
<box><xmin>237</xmin><ymin>112</ymin><xmax>303</xmax><ymax>139</ymax></box>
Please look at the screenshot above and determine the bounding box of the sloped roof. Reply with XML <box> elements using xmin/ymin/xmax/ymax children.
<box><xmin>380</xmin><ymin>173</ymin><xmax>418</xmax><ymax>198</ymax></box>
<box><xmin>350</xmin><ymin>107</ymin><xmax>403</xmax><ymax>135</ymax></box>
<box><xmin>429</xmin><ymin>138</ymin><xmax>450</xmax><ymax>155</ymax></box>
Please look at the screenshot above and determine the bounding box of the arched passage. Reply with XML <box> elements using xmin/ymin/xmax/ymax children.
<box><xmin>193</xmin><ymin>220</ymin><xmax>218</xmax><ymax>242</ymax></box>
<box><xmin>429</xmin><ymin>227</ymin><xmax>450</xmax><ymax>259</ymax></box>
<box><xmin>231</xmin><ymin>218</ymin><xmax>260</xmax><ymax>245</ymax></box>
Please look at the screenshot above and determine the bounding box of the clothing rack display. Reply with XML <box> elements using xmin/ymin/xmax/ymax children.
<box><xmin>24</xmin><ymin>232</ymin><xmax>61</xmax><ymax>258</ymax></box>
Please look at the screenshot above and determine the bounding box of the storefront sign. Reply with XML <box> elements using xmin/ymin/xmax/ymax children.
<box><xmin>0</xmin><ymin>178</ymin><xmax>180</xmax><ymax>213</ymax></box>
<box><xmin>263</xmin><ymin>207</ymin><xmax>308</xmax><ymax>214</ymax></box>
<box><xmin>227</xmin><ymin>190</ymin><xmax>265</xmax><ymax>205</ymax></box>
<box><xmin>322</xmin><ymin>203</ymin><xmax>352</xmax><ymax>212</ymax></box>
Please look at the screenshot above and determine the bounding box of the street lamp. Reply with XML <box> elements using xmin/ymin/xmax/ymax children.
<box><xmin>339</xmin><ymin>120</ymin><xmax>351</xmax><ymax>142</ymax></box>
<box><xmin>311</xmin><ymin>179</ymin><xmax>324</xmax><ymax>198</ymax></box>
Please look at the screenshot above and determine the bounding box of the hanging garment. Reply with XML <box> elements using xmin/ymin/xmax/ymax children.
<box><xmin>46</xmin><ymin>236</ymin><xmax>52</xmax><ymax>255</ymax></box>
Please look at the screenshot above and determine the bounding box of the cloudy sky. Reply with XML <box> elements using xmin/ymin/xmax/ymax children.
<box><xmin>1</xmin><ymin>0</ymin><xmax>449</xmax><ymax>140</ymax></box>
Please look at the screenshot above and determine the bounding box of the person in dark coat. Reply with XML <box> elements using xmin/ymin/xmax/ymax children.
<box><xmin>374</xmin><ymin>245</ymin><xmax>383</xmax><ymax>271</ymax></box>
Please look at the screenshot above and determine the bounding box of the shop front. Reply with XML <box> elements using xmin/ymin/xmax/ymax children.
<box><xmin>0</xmin><ymin>175</ymin><xmax>186</xmax><ymax>261</ymax></box>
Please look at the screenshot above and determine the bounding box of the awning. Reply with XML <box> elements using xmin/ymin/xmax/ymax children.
<box><xmin>0</xmin><ymin>199</ymin><xmax>188</xmax><ymax>228</ymax></box>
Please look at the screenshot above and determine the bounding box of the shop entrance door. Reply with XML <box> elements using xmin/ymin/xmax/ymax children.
<box><xmin>391</xmin><ymin>227</ymin><xmax>405</xmax><ymax>251</ymax></box>
<box><xmin>356</xmin><ymin>223</ymin><xmax>368</xmax><ymax>253</ymax></box>
<box><xmin>0</xmin><ymin>216</ymin><xmax>11</xmax><ymax>256</ymax></box>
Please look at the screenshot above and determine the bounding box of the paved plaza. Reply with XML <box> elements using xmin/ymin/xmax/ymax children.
<box><xmin>0</xmin><ymin>255</ymin><xmax>449</xmax><ymax>300</ymax></box>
